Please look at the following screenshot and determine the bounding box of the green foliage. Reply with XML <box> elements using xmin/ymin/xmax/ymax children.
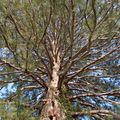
<box><xmin>106</xmin><ymin>115</ymin><xmax>113</xmax><ymax>120</ymax></box>
<box><xmin>0</xmin><ymin>100</ymin><xmax>38</xmax><ymax>120</ymax></box>
<box><xmin>0</xmin><ymin>0</ymin><xmax>120</xmax><ymax>119</ymax></box>
<box><xmin>59</xmin><ymin>95</ymin><xmax>73</xmax><ymax>120</ymax></box>
<box><xmin>59</xmin><ymin>86</ymin><xmax>80</xmax><ymax>119</ymax></box>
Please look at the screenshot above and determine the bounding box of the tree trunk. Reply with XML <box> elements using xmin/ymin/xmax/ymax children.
<box><xmin>40</xmin><ymin>88</ymin><xmax>66</xmax><ymax>120</ymax></box>
<box><xmin>40</xmin><ymin>41</ymin><xmax>66</xmax><ymax>120</ymax></box>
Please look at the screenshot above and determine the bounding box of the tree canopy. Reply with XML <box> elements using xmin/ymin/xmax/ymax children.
<box><xmin>0</xmin><ymin>0</ymin><xmax>120</xmax><ymax>120</ymax></box>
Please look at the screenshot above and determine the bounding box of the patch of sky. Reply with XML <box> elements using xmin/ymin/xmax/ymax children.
<box><xmin>0</xmin><ymin>47</ymin><xmax>13</xmax><ymax>58</ymax></box>
<box><xmin>100</xmin><ymin>77</ymin><xmax>120</xmax><ymax>88</ymax></box>
<box><xmin>0</xmin><ymin>67</ymin><xmax>4</xmax><ymax>71</ymax></box>
<box><xmin>0</xmin><ymin>47</ymin><xmax>15</xmax><ymax>98</ymax></box>
<box><xmin>0</xmin><ymin>83</ymin><xmax>16</xmax><ymax>99</ymax></box>
<box><xmin>118</xmin><ymin>59</ymin><xmax>120</xmax><ymax>65</ymax></box>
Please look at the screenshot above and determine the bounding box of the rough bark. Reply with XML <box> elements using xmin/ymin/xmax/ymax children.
<box><xmin>40</xmin><ymin>41</ymin><xmax>66</xmax><ymax>120</ymax></box>
<box><xmin>40</xmin><ymin>89</ymin><xmax>66</xmax><ymax>120</ymax></box>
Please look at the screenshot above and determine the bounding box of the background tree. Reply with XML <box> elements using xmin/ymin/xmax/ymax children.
<box><xmin>0</xmin><ymin>0</ymin><xmax>120</xmax><ymax>120</ymax></box>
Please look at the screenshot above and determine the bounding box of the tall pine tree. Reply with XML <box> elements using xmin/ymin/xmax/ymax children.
<box><xmin>0</xmin><ymin>0</ymin><xmax>120</xmax><ymax>119</ymax></box>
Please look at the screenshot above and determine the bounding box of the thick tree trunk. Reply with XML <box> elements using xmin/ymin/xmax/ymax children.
<box><xmin>40</xmin><ymin>42</ymin><xmax>66</xmax><ymax>120</ymax></box>
<box><xmin>40</xmin><ymin>88</ymin><xmax>66</xmax><ymax>120</ymax></box>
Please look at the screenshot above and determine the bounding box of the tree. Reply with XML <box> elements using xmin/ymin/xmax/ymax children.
<box><xmin>0</xmin><ymin>0</ymin><xmax>120</xmax><ymax>120</ymax></box>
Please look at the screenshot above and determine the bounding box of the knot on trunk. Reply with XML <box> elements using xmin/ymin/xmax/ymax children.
<box><xmin>43</xmin><ymin>98</ymin><xmax>60</xmax><ymax>120</ymax></box>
